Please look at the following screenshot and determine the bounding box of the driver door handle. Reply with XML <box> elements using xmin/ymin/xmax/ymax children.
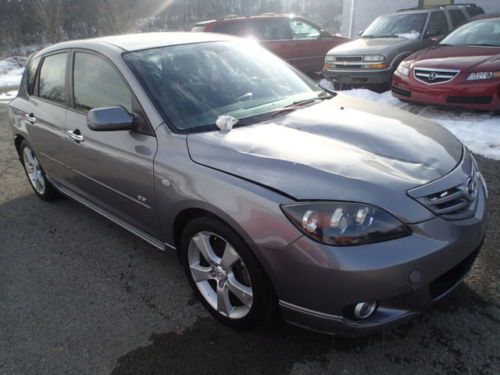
<box><xmin>25</xmin><ymin>113</ymin><xmax>37</xmax><ymax>124</ymax></box>
<box><xmin>67</xmin><ymin>129</ymin><xmax>85</xmax><ymax>143</ymax></box>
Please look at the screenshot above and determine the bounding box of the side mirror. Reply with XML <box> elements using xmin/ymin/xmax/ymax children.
<box><xmin>87</xmin><ymin>106</ymin><xmax>134</xmax><ymax>131</ymax></box>
<box><xmin>358</xmin><ymin>30</ymin><xmax>364</xmax><ymax>36</ymax></box>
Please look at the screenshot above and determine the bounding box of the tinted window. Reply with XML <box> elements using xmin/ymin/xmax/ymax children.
<box><xmin>467</xmin><ymin>6</ymin><xmax>484</xmax><ymax>17</ymax></box>
<box><xmin>73</xmin><ymin>52</ymin><xmax>132</xmax><ymax>113</ymax></box>
<box><xmin>250</xmin><ymin>19</ymin><xmax>291</xmax><ymax>40</ymax></box>
<box><xmin>427</xmin><ymin>11</ymin><xmax>449</xmax><ymax>36</ymax></box>
<box><xmin>290</xmin><ymin>19</ymin><xmax>320</xmax><ymax>40</ymax></box>
<box><xmin>26</xmin><ymin>56</ymin><xmax>41</xmax><ymax>95</ymax></box>
<box><xmin>38</xmin><ymin>53</ymin><xmax>67</xmax><ymax>104</ymax></box>
<box><xmin>449</xmin><ymin>9</ymin><xmax>467</xmax><ymax>28</ymax></box>
<box><xmin>124</xmin><ymin>41</ymin><xmax>322</xmax><ymax>132</ymax></box>
<box><xmin>214</xmin><ymin>21</ymin><xmax>249</xmax><ymax>36</ymax></box>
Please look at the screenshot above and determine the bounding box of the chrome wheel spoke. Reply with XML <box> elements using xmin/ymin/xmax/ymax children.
<box><xmin>217</xmin><ymin>285</ymin><xmax>233</xmax><ymax>316</ymax></box>
<box><xmin>227</xmin><ymin>274</ymin><xmax>253</xmax><ymax>307</ymax></box>
<box><xmin>192</xmin><ymin>233</ymin><xmax>219</xmax><ymax>265</ymax></box>
<box><xmin>221</xmin><ymin>243</ymin><xmax>240</xmax><ymax>269</ymax></box>
<box><xmin>190</xmin><ymin>263</ymin><xmax>213</xmax><ymax>283</ymax></box>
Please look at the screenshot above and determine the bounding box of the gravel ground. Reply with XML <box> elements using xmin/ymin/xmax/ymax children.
<box><xmin>0</xmin><ymin>103</ymin><xmax>499</xmax><ymax>375</ymax></box>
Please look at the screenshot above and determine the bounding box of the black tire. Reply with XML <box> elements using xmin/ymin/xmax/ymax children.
<box><xmin>180</xmin><ymin>216</ymin><xmax>274</xmax><ymax>330</ymax></box>
<box><xmin>20</xmin><ymin>140</ymin><xmax>57</xmax><ymax>201</ymax></box>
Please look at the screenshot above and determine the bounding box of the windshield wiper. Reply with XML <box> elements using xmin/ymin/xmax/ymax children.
<box><xmin>363</xmin><ymin>34</ymin><xmax>398</xmax><ymax>38</ymax></box>
<box><xmin>271</xmin><ymin>96</ymin><xmax>332</xmax><ymax>118</ymax></box>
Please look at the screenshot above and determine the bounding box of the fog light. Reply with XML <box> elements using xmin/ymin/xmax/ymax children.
<box><xmin>354</xmin><ymin>301</ymin><xmax>377</xmax><ymax>319</ymax></box>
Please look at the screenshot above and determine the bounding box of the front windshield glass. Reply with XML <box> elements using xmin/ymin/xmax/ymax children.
<box><xmin>362</xmin><ymin>13</ymin><xmax>428</xmax><ymax>39</ymax></box>
<box><xmin>440</xmin><ymin>19</ymin><xmax>500</xmax><ymax>47</ymax></box>
<box><xmin>124</xmin><ymin>41</ymin><xmax>323</xmax><ymax>132</ymax></box>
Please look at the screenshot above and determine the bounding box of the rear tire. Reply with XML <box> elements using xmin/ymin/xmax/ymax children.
<box><xmin>20</xmin><ymin>140</ymin><xmax>57</xmax><ymax>201</ymax></box>
<box><xmin>180</xmin><ymin>216</ymin><xmax>273</xmax><ymax>329</ymax></box>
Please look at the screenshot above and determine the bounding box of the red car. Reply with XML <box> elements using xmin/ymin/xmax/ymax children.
<box><xmin>392</xmin><ymin>16</ymin><xmax>500</xmax><ymax>111</ymax></box>
<box><xmin>192</xmin><ymin>14</ymin><xmax>349</xmax><ymax>74</ymax></box>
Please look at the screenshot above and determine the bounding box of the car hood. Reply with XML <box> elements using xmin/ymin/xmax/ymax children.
<box><xmin>411</xmin><ymin>45</ymin><xmax>500</xmax><ymax>71</ymax></box>
<box><xmin>187</xmin><ymin>95</ymin><xmax>463</xmax><ymax>222</ymax></box>
<box><xmin>328</xmin><ymin>37</ymin><xmax>418</xmax><ymax>55</ymax></box>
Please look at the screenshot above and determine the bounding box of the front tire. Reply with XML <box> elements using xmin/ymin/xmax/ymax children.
<box><xmin>20</xmin><ymin>141</ymin><xmax>57</xmax><ymax>201</ymax></box>
<box><xmin>180</xmin><ymin>216</ymin><xmax>273</xmax><ymax>329</ymax></box>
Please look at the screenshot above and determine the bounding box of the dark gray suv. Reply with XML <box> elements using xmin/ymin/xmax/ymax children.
<box><xmin>323</xmin><ymin>5</ymin><xmax>483</xmax><ymax>90</ymax></box>
<box><xmin>8</xmin><ymin>33</ymin><xmax>487</xmax><ymax>336</ymax></box>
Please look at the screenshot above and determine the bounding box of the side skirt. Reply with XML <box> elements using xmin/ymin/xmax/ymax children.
<box><xmin>49</xmin><ymin>177</ymin><xmax>176</xmax><ymax>252</ymax></box>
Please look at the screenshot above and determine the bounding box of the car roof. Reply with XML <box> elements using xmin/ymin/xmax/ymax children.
<box><xmin>37</xmin><ymin>32</ymin><xmax>235</xmax><ymax>56</ymax></box>
<box><xmin>194</xmin><ymin>14</ymin><xmax>298</xmax><ymax>25</ymax></box>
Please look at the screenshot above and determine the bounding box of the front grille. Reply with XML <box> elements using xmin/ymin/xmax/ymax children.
<box><xmin>447</xmin><ymin>96</ymin><xmax>493</xmax><ymax>105</ymax></box>
<box><xmin>332</xmin><ymin>56</ymin><xmax>363</xmax><ymax>70</ymax></box>
<box><xmin>414</xmin><ymin>162</ymin><xmax>480</xmax><ymax>220</ymax></box>
<box><xmin>391</xmin><ymin>85</ymin><xmax>411</xmax><ymax>98</ymax></box>
<box><xmin>414</xmin><ymin>68</ymin><xmax>460</xmax><ymax>85</ymax></box>
<box><xmin>429</xmin><ymin>245</ymin><xmax>481</xmax><ymax>299</ymax></box>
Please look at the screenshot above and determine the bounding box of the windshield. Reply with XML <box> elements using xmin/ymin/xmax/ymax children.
<box><xmin>362</xmin><ymin>13</ymin><xmax>428</xmax><ymax>38</ymax></box>
<box><xmin>124</xmin><ymin>41</ymin><xmax>323</xmax><ymax>132</ymax></box>
<box><xmin>440</xmin><ymin>19</ymin><xmax>500</xmax><ymax>47</ymax></box>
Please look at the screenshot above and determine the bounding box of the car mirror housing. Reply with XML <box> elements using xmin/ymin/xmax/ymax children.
<box><xmin>87</xmin><ymin>106</ymin><xmax>134</xmax><ymax>131</ymax></box>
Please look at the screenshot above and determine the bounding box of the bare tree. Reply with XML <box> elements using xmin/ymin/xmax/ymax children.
<box><xmin>98</xmin><ymin>0</ymin><xmax>139</xmax><ymax>35</ymax></box>
<box><xmin>30</xmin><ymin>0</ymin><xmax>66</xmax><ymax>43</ymax></box>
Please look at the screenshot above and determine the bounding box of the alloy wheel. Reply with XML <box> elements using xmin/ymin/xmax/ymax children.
<box><xmin>23</xmin><ymin>147</ymin><xmax>46</xmax><ymax>195</ymax></box>
<box><xmin>187</xmin><ymin>231</ymin><xmax>253</xmax><ymax>319</ymax></box>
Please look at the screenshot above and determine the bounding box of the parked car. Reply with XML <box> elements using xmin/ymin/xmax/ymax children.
<box><xmin>8</xmin><ymin>33</ymin><xmax>487</xmax><ymax>336</ymax></box>
<box><xmin>192</xmin><ymin>14</ymin><xmax>349</xmax><ymax>74</ymax></box>
<box><xmin>392</xmin><ymin>16</ymin><xmax>500</xmax><ymax>111</ymax></box>
<box><xmin>323</xmin><ymin>5</ymin><xmax>482</xmax><ymax>90</ymax></box>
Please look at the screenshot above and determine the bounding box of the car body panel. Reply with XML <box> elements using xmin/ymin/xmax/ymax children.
<box><xmin>187</xmin><ymin>94</ymin><xmax>462</xmax><ymax>223</ymax></box>
<box><xmin>7</xmin><ymin>33</ymin><xmax>488</xmax><ymax>336</ymax></box>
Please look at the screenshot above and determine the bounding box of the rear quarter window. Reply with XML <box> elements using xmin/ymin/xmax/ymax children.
<box><xmin>449</xmin><ymin>9</ymin><xmax>467</xmax><ymax>28</ymax></box>
<box><xmin>191</xmin><ymin>26</ymin><xmax>206</xmax><ymax>32</ymax></box>
<box><xmin>26</xmin><ymin>56</ymin><xmax>41</xmax><ymax>95</ymax></box>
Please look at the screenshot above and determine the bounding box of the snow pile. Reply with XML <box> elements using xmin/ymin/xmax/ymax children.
<box><xmin>319</xmin><ymin>80</ymin><xmax>500</xmax><ymax>161</ymax></box>
<box><xmin>396</xmin><ymin>31</ymin><xmax>420</xmax><ymax>40</ymax></box>
<box><xmin>0</xmin><ymin>90</ymin><xmax>18</xmax><ymax>103</ymax></box>
<box><xmin>0</xmin><ymin>57</ymin><xmax>26</xmax><ymax>89</ymax></box>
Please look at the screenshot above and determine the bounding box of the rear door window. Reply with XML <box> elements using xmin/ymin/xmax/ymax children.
<box><xmin>249</xmin><ymin>18</ymin><xmax>292</xmax><ymax>41</ymax></box>
<box><xmin>427</xmin><ymin>11</ymin><xmax>450</xmax><ymax>36</ymax></box>
<box><xmin>38</xmin><ymin>53</ymin><xmax>68</xmax><ymax>105</ymax></box>
<box><xmin>449</xmin><ymin>9</ymin><xmax>467</xmax><ymax>28</ymax></box>
<box><xmin>73</xmin><ymin>52</ymin><xmax>132</xmax><ymax>113</ymax></box>
<box><xmin>213</xmin><ymin>21</ymin><xmax>249</xmax><ymax>36</ymax></box>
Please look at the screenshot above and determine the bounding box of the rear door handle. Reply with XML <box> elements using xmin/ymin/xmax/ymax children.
<box><xmin>67</xmin><ymin>130</ymin><xmax>85</xmax><ymax>143</ymax></box>
<box><xmin>24</xmin><ymin>113</ymin><xmax>37</xmax><ymax>124</ymax></box>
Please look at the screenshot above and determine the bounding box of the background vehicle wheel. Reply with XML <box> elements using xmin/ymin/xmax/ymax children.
<box><xmin>180</xmin><ymin>216</ymin><xmax>274</xmax><ymax>329</ymax></box>
<box><xmin>20</xmin><ymin>141</ymin><xmax>57</xmax><ymax>201</ymax></box>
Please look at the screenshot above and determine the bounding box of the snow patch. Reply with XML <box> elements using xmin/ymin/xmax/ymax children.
<box><xmin>0</xmin><ymin>57</ymin><xmax>26</xmax><ymax>89</ymax></box>
<box><xmin>0</xmin><ymin>90</ymin><xmax>18</xmax><ymax>103</ymax></box>
<box><xmin>319</xmin><ymin>80</ymin><xmax>500</xmax><ymax>161</ymax></box>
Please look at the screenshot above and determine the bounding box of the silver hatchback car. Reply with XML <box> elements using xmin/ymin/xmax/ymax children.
<box><xmin>8</xmin><ymin>33</ymin><xmax>487</xmax><ymax>336</ymax></box>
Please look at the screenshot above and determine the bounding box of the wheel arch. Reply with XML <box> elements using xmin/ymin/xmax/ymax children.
<box><xmin>14</xmin><ymin>134</ymin><xmax>26</xmax><ymax>158</ymax></box>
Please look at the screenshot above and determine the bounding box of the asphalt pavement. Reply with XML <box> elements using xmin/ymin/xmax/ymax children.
<box><xmin>0</xmin><ymin>103</ymin><xmax>499</xmax><ymax>375</ymax></box>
